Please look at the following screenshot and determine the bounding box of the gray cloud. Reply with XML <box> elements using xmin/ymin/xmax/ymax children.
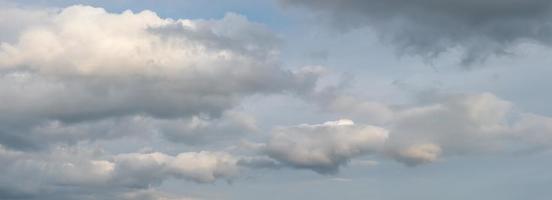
<box><xmin>281</xmin><ymin>0</ymin><xmax>552</xmax><ymax>64</ymax></box>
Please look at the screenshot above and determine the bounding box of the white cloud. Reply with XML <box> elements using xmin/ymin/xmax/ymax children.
<box><xmin>264</xmin><ymin>119</ymin><xmax>388</xmax><ymax>174</ymax></box>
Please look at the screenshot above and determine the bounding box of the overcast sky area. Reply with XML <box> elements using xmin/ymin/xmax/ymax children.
<box><xmin>1</xmin><ymin>0</ymin><xmax>552</xmax><ymax>199</ymax></box>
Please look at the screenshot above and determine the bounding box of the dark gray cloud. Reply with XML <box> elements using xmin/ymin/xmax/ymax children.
<box><xmin>281</xmin><ymin>0</ymin><xmax>552</xmax><ymax>64</ymax></box>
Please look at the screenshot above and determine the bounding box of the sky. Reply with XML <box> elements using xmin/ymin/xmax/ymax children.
<box><xmin>1</xmin><ymin>0</ymin><xmax>552</xmax><ymax>199</ymax></box>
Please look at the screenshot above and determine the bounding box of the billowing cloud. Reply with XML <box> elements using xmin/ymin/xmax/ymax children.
<box><xmin>0</xmin><ymin>5</ymin><xmax>319</xmax><ymax>149</ymax></box>
<box><xmin>281</xmin><ymin>0</ymin><xmax>552</xmax><ymax>64</ymax></box>
<box><xmin>264</xmin><ymin>119</ymin><xmax>388</xmax><ymax>174</ymax></box>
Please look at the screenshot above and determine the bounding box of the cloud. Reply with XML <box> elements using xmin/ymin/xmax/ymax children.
<box><xmin>121</xmin><ymin>189</ymin><xmax>199</xmax><ymax>200</ymax></box>
<box><xmin>263</xmin><ymin>119</ymin><xmax>388</xmax><ymax>174</ymax></box>
<box><xmin>0</xmin><ymin>5</ymin><xmax>319</xmax><ymax>149</ymax></box>
<box><xmin>158</xmin><ymin>111</ymin><xmax>258</xmax><ymax>145</ymax></box>
<box><xmin>113</xmin><ymin>151</ymin><xmax>239</xmax><ymax>185</ymax></box>
<box><xmin>261</xmin><ymin>92</ymin><xmax>552</xmax><ymax>169</ymax></box>
<box><xmin>0</xmin><ymin>110</ymin><xmax>259</xmax><ymax>150</ymax></box>
<box><xmin>387</xmin><ymin>143</ymin><xmax>442</xmax><ymax>166</ymax></box>
<box><xmin>281</xmin><ymin>0</ymin><xmax>552</xmax><ymax>64</ymax></box>
<box><xmin>302</xmin><ymin>80</ymin><xmax>395</xmax><ymax>125</ymax></box>
<box><xmin>381</xmin><ymin>93</ymin><xmax>511</xmax><ymax>165</ymax></box>
<box><xmin>377</xmin><ymin>93</ymin><xmax>552</xmax><ymax>165</ymax></box>
<box><xmin>0</xmin><ymin>145</ymin><xmax>238</xmax><ymax>199</ymax></box>
<box><xmin>0</xmin><ymin>2</ymin><xmax>55</xmax><ymax>43</ymax></box>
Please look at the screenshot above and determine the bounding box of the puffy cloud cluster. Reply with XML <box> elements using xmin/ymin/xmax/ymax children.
<box><xmin>0</xmin><ymin>145</ymin><xmax>237</xmax><ymax>199</ymax></box>
<box><xmin>281</xmin><ymin>0</ymin><xmax>552</xmax><ymax>64</ymax></box>
<box><xmin>257</xmin><ymin>93</ymin><xmax>552</xmax><ymax>173</ymax></box>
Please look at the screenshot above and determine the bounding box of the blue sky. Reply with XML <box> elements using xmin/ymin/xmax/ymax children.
<box><xmin>1</xmin><ymin>0</ymin><xmax>552</xmax><ymax>199</ymax></box>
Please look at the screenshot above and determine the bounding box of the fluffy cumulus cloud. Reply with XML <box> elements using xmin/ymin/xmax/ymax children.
<box><xmin>263</xmin><ymin>119</ymin><xmax>388</xmax><ymax>174</ymax></box>
<box><xmin>281</xmin><ymin>0</ymin><xmax>552</xmax><ymax>64</ymax></box>
<box><xmin>0</xmin><ymin>145</ymin><xmax>237</xmax><ymax>199</ymax></box>
<box><xmin>0</xmin><ymin>5</ymin><xmax>320</xmax><ymax>149</ymax></box>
